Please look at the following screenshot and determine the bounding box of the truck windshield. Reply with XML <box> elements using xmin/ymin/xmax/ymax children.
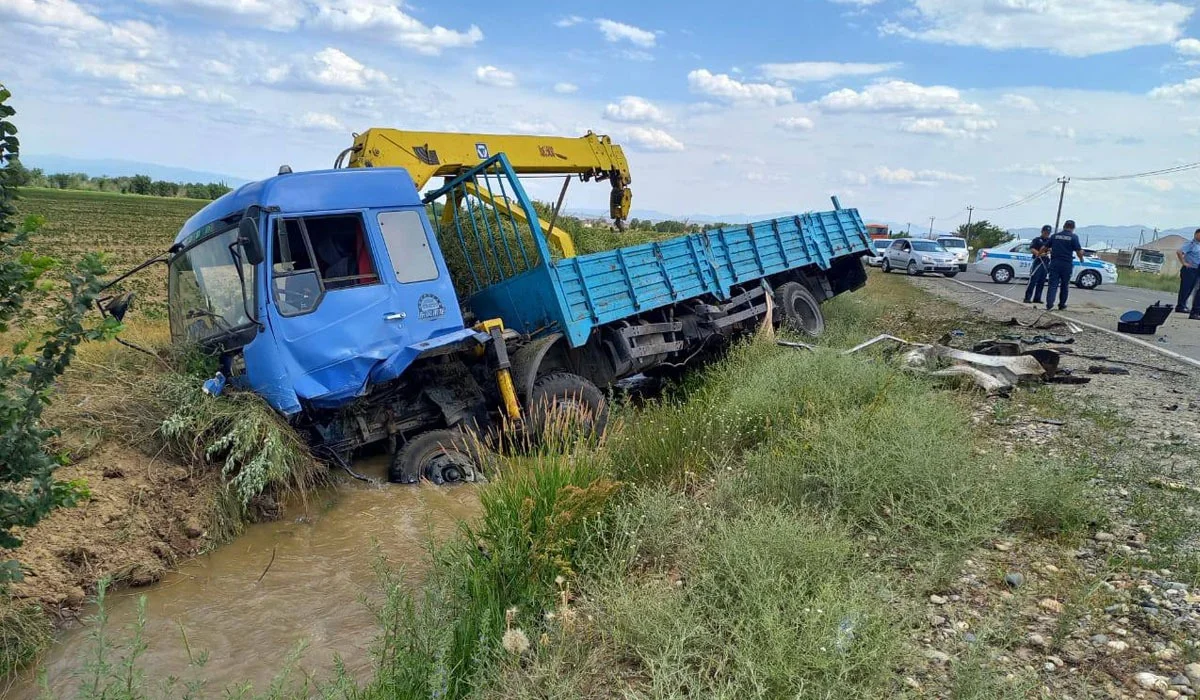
<box><xmin>168</xmin><ymin>227</ymin><xmax>255</xmax><ymax>344</ymax></box>
<box><xmin>1141</xmin><ymin>251</ymin><xmax>1165</xmax><ymax>263</ymax></box>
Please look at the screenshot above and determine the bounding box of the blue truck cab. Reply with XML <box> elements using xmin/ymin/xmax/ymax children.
<box><xmin>162</xmin><ymin>154</ymin><xmax>872</xmax><ymax>484</ymax></box>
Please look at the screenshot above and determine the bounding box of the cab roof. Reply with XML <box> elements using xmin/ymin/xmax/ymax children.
<box><xmin>173</xmin><ymin>167</ymin><xmax>421</xmax><ymax>248</ymax></box>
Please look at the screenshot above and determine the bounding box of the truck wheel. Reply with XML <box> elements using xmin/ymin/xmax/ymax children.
<box><xmin>528</xmin><ymin>371</ymin><xmax>609</xmax><ymax>441</ymax></box>
<box><xmin>774</xmin><ymin>282</ymin><xmax>825</xmax><ymax>336</ymax></box>
<box><xmin>990</xmin><ymin>265</ymin><xmax>1014</xmax><ymax>284</ymax></box>
<box><xmin>389</xmin><ymin>429</ymin><xmax>484</xmax><ymax>485</ymax></box>
<box><xmin>1076</xmin><ymin>270</ymin><xmax>1101</xmax><ymax>289</ymax></box>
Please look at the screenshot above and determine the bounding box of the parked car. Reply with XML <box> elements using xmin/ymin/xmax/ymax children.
<box><xmin>936</xmin><ymin>236</ymin><xmax>970</xmax><ymax>271</ymax></box>
<box><xmin>973</xmin><ymin>239</ymin><xmax>1118</xmax><ymax>289</ymax></box>
<box><xmin>866</xmin><ymin>238</ymin><xmax>891</xmax><ymax>267</ymax></box>
<box><xmin>880</xmin><ymin>238</ymin><xmax>959</xmax><ymax>277</ymax></box>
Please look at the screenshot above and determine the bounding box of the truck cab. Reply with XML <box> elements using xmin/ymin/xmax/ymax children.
<box><xmin>167</xmin><ymin>167</ymin><xmax>474</xmax><ymax>417</ymax></box>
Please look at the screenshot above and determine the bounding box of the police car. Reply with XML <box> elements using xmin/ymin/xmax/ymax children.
<box><xmin>974</xmin><ymin>239</ymin><xmax>1118</xmax><ymax>289</ymax></box>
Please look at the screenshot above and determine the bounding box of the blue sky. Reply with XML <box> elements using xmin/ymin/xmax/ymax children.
<box><xmin>4</xmin><ymin>0</ymin><xmax>1200</xmax><ymax>231</ymax></box>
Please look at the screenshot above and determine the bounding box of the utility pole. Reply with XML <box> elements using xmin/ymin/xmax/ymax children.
<box><xmin>965</xmin><ymin>205</ymin><xmax>974</xmax><ymax>245</ymax></box>
<box><xmin>928</xmin><ymin>216</ymin><xmax>935</xmax><ymax>237</ymax></box>
<box><xmin>906</xmin><ymin>223</ymin><xmax>911</xmax><ymax>235</ymax></box>
<box><xmin>1053</xmin><ymin>177</ymin><xmax>1070</xmax><ymax>233</ymax></box>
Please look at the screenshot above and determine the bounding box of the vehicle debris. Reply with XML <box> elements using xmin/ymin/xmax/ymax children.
<box><xmin>1088</xmin><ymin>365</ymin><xmax>1131</xmax><ymax>375</ymax></box>
<box><xmin>843</xmin><ymin>334</ymin><xmax>1053</xmax><ymax>395</ymax></box>
<box><xmin>1006</xmin><ymin>316</ymin><xmax>1083</xmax><ymax>333</ymax></box>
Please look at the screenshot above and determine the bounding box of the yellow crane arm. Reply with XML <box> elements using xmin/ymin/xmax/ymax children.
<box><xmin>342</xmin><ymin>128</ymin><xmax>632</xmax><ymax>231</ymax></box>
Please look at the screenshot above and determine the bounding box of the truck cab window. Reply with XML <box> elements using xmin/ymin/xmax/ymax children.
<box><xmin>271</xmin><ymin>214</ymin><xmax>378</xmax><ymax>315</ymax></box>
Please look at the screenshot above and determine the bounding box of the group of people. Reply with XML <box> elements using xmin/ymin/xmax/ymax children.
<box><xmin>1022</xmin><ymin>220</ymin><xmax>1086</xmax><ymax>311</ymax></box>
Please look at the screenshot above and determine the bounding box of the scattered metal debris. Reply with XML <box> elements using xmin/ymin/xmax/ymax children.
<box><xmin>1006</xmin><ymin>316</ymin><xmax>1083</xmax><ymax>333</ymax></box>
<box><xmin>1087</xmin><ymin>365</ymin><xmax>1131</xmax><ymax>376</ymax></box>
<box><xmin>776</xmin><ymin>340</ymin><xmax>816</xmax><ymax>351</ymax></box>
<box><xmin>1059</xmin><ymin>351</ymin><xmax>1187</xmax><ymax>377</ymax></box>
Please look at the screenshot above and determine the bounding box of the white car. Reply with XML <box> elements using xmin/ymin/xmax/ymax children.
<box><xmin>866</xmin><ymin>238</ymin><xmax>892</xmax><ymax>267</ymax></box>
<box><xmin>880</xmin><ymin>238</ymin><xmax>960</xmax><ymax>277</ymax></box>
<box><xmin>936</xmin><ymin>236</ymin><xmax>970</xmax><ymax>272</ymax></box>
<box><xmin>973</xmin><ymin>239</ymin><xmax>1118</xmax><ymax>289</ymax></box>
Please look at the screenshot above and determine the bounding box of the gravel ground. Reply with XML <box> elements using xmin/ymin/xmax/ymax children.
<box><xmin>904</xmin><ymin>275</ymin><xmax>1200</xmax><ymax>699</ymax></box>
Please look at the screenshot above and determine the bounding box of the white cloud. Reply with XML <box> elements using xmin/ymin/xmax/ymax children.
<box><xmin>1000</xmin><ymin>93</ymin><xmax>1039</xmax><ymax>112</ymax></box>
<box><xmin>901</xmin><ymin>116</ymin><xmax>996</xmax><ymax>138</ymax></box>
<box><xmin>624</xmin><ymin>126</ymin><xmax>684</xmax><ymax>151</ymax></box>
<box><xmin>830</xmin><ymin>0</ymin><xmax>881</xmax><ymax>5</ymax></box>
<box><xmin>595</xmin><ymin>18</ymin><xmax>656</xmax><ymax>48</ymax></box>
<box><xmin>312</xmin><ymin>0</ymin><xmax>483</xmax><ymax>54</ymax></box>
<box><xmin>817</xmin><ymin>79</ymin><xmax>982</xmax><ymax>115</ymax></box>
<box><xmin>510</xmin><ymin>120</ymin><xmax>559</xmax><ymax>135</ymax></box>
<box><xmin>475</xmin><ymin>65</ymin><xmax>517</xmax><ymax>88</ymax></box>
<box><xmin>77</xmin><ymin>60</ymin><xmax>149</xmax><ymax>84</ymax></box>
<box><xmin>555</xmin><ymin>15</ymin><xmax>585</xmax><ymax>27</ymax></box>
<box><xmin>135</xmin><ymin>83</ymin><xmax>186</xmax><ymax>98</ymax></box>
<box><xmin>294</xmin><ymin>111</ymin><xmax>345</xmax><ymax>131</ymax></box>
<box><xmin>883</xmin><ymin>0</ymin><xmax>1192</xmax><ymax>57</ymax></box>
<box><xmin>760</xmin><ymin>61</ymin><xmax>899</xmax><ymax>82</ymax></box>
<box><xmin>304</xmin><ymin>47</ymin><xmax>388</xmax><ymax>90</ymax></box>
<box><xmin>553</xmin><ymin>82</ymin><xmax>579</xmax><ymax>94</ymax></box>
<box><xmin>687</xmin><ymin>69</ymin><xmax>793</xmax><ymax>106</ymax></box>
<box><xmin>260</xmin><ymin>47</ymin><xmax>390</xmax><ymax>92</ymax></box>
<box><xmin>1048</xmin><ymin>125</ymin><xmax>1077</xmax><ymax>140</ymax></box>
<box><xmin>1001</xmin><ymin>163</ymin><xmax>1064</xmax><ymax>177</ymax></box>
<box><xmin>776</xmin><ymin>116</ymin><xmax>815</xmax><ymax>131</ymax></box>
<box><xmin>1148</xmin><ymin>178</ymin><xmax>1175</xmax><ymax>192</ymax></box>
<box><xmin>1150</xmin><ymin>77</ymin><xmax>1200</xmax><ymax>99</ymax></box>
<box><xmin>874</xmin><ymin>166</ymin><xmax>973</xmax><ymax>185</ymax></box>
<box><xmin>1176</xmin><ymin>38</ymin><xmax>1200</xmax><ymax>55</ymax></box>
<box><xmin>202</xmin><ymin>59</ymin><xmax>236</xmax><ymax>77</ymax></box>
<box><xmin>0</xmin><ymin>0</ymin><xmax>107</xmax><ymax>31</ymax></box>
<box><xmin>604</xmin><ymin>96</ymin><xmax>669</xmax><ymax>124</ymax></box>
<box><xmin>142</xmin><ymin>0</ymin><xmax>306</xmax><ymax>31</ymax></box>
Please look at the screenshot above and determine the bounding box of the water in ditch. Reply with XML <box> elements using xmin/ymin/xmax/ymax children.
<box><xmin>9</xmin><ymin>455</ymin><xmax>480</xmax><ymax>698</ymax></box>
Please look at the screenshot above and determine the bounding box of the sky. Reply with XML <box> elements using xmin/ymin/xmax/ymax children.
<box><xmin>4</xmin><ymin>0</ymin><xmax>1200</xmax><ymax>232</ymax></box>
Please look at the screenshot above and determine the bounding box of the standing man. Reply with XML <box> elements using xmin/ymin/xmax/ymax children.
<box><xmin>1045</xmin><ymin>219</ymin><xmax>1085</xmax><ymax>311</ymax></box>
<box><xmin>1175</xmin><ymin>228</ymin><xmax>1200</xmax><ymax>313</ymax></box>
<box><xmin>1024</xmin><ymin>225</ymin><xmax>1053</xmax><ymax>304</ymax></box>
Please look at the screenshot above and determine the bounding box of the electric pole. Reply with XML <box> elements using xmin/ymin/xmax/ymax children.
<box><xmin>928</xmin><ymin>216</ymin><xmax>935</xmax><ymax>237</ymax></box>
<box><xmin>906</xmin><ymin>223</ymin><xmax>911</xmax><ymax>235</ymax></box>
<box><xmin>1053</xmin><ymin>177</ymin><xmax>1070</xmax><ymax>233</ymax></box>
<box><xmin>965</xmin><ymin>206</ymin><xmax>974</xmax><ymax>245</ymax></box>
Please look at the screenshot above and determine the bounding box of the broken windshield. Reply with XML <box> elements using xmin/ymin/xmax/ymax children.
<box><xmin>168</xmin><ymin>227</ymin><xmax>256</xmax><ymax>344</ymax></box>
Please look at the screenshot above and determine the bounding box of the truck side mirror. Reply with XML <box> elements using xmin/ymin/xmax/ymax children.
<box><xmin>239</xmin><ymin>216</ymin><xmax>265</xmax><ymax>265</ymax></box>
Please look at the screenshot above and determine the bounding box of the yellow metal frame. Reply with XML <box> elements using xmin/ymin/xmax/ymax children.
<box><xmin>345</xmin><ymin>128</ymin><xmax>632</xmax><ymax>257</ymax></box>
<box><xmin>476</xmin><ymin>318</ymin><xmax>522</xmax><ymax>420</ymax></box>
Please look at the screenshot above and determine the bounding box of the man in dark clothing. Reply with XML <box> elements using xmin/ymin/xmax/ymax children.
<box><xmin>1175</xmin><ymin>228</ymin><xmax>1200</xmax><ymax>313</ymax></box>
<box><xmin>1023</xmin><ymin>225</ymin><xmax>1053</xmax><ymax>304</ymax></box>
<box><xmin>1045</xmin><ymin>220</ymin><xmax>1085</xmax><ymax>311</ymax></box>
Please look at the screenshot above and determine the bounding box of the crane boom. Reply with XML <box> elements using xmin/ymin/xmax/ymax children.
<box><xmin>341</xmin><ymin>128</ymin><xmax>633</xmax><ymax>230</ymax></box>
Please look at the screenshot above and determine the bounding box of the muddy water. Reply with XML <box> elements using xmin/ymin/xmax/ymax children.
<box><xmin>12</xmin><ymin>456</ymin><xmax>479</xmax><ymax>698</ymax></box>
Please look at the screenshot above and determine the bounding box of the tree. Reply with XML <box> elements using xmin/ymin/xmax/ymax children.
<box><xmin>129</xmin><ymin>174</ymin><xmax>152</xmax><ymax>195</ymax></box>
<box><xmin>956</xmin><ymin>220</ymin><xmax>1012</xmax><ymax>251</ymax></box>
<box><xmin>0</xmin><ymin>85</ymin><xmax>118</xmax><ymax>584</ymax></box>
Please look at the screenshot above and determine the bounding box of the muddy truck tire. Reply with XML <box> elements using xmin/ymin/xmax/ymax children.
<box><xmin>774</xmin><ymin>281</ymin><xmax>825</xmax><ymax>336</ymax></box>
<box><xmin>390</xmin><ymin>429</ymin><xmax>486</xmax><ymax>485</ymax></box>
<box><xmin>527</xmin><ymin>371</ymin><xmax>609</xmax><ymax>442</ymax></box>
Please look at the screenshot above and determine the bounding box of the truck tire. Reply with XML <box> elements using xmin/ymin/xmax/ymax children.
<box><xmin>528</xmin><ymin>371</ymin><xmax>609</xmax><ymax>441</ymax></box>
<box><xmin>774</xmin><ymin>282</ymin><xmax>825</xmax><ymax>336</ymax></box>
<box><xmin>389</xmin><ymin>429</ymin><xmax>485</xmax><ymax>485</ymax></box>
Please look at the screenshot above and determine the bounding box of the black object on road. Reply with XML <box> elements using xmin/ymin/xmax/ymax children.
<box><xmin>1117</xmin><ymin>302</ymin><xmax>1173</xmax><ymax>335</ymax></box>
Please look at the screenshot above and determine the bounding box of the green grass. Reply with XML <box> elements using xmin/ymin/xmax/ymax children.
<box><xmin>1116</xmin><ymin>268</ymin><xmax>1181</xmax><ymax>293</ymax></box>
<box><xmin>0</xmin><ymin>600</ymin><xmax>52</xmax><ymax>680</ymax></box>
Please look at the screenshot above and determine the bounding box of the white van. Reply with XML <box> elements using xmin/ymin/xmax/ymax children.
<box><xmin>936</xmin><ymin>236</ymin><xmax>970</xmax><ymax>272</ymax></box>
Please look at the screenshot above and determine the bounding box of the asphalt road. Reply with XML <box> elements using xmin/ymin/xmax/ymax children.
<box><xmin>919</xmin><ymin>269</ymin><xmax>1200</xmax><ymax>362</ymax></box>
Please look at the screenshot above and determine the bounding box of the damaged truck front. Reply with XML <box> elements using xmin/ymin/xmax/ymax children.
<box><xmin>146</xmin><ymin>154</ymin><xmax>873</xmax><ymax>485</ymax></box>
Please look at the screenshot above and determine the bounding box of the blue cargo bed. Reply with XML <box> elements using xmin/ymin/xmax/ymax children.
<box><xmin>548</xmin><ymin>209</ymin><xmax>869</xmax><ymax>346</ymax></box>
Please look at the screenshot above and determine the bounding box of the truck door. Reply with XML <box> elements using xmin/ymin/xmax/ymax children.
<box><xmin>265</xmin><ymin>211</ymin><xmax>407</xmax><ymax>404</ymax></box>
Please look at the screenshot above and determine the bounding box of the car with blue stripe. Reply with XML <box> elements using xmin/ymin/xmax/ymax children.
<box><xmin>974</xmin><ymin>239</ymin><xmax>1118</xmax><ymax>289</ymax></box>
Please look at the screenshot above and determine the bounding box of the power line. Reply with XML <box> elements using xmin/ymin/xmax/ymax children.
<box><xmin>975</xmin><ymin>180</ymin><xmax>1060</xmax><ymax>212</ymax></box>
<box><xmin>1074</xmin><ymin>160</ymin><xmax>1200</xmax><ymax>182</ymax></box>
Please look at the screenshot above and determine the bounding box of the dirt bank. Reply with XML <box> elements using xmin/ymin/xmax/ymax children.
<box><xmin>3</xmin><ymin>446</ymin><xmax>224</xmax><ymax>615</ymax></box>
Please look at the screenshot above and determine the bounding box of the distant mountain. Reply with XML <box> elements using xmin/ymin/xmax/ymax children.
<box><xmin>19</xmin><ymin>154</ymin><xmax>248</xmax><ymax>186</ymax></box>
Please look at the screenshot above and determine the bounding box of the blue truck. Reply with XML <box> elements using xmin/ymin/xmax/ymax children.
<box><xmin>117</xmin><ymin>154</ymin><xmax>871</xmax><ymax>484</ymax></box>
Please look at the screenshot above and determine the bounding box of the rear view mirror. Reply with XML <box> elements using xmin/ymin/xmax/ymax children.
<box><xmin>104</xmin><ymin>292</ymin><xmax>134</xmax><ymax>322</ymax></box>
<box><xmin>239</xmin><ymin>216</ymin><xmax>264</xmax><ymax>265</ymax></box>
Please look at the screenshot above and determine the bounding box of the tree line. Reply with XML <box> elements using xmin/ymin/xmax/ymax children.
<box><xmin>4</xmin><ymin>159</ymin><xmax>231</xmax><ymax>200</ymax></box>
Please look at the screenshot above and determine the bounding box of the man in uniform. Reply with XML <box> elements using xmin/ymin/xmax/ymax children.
<box><xmin>1045</xmin><ymin>220</ymin><xmax>1085</xmax><ymax>311</ymax></box>
<box><xmin>1175</xmin><ymin>228</ymin><xmax>1200</xmax><ymax>314</ymax></box>
<box><xmin>1023</xmin><ymin>225</ymin><xmax>1053</xmax><ymax>304</ymax></box>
